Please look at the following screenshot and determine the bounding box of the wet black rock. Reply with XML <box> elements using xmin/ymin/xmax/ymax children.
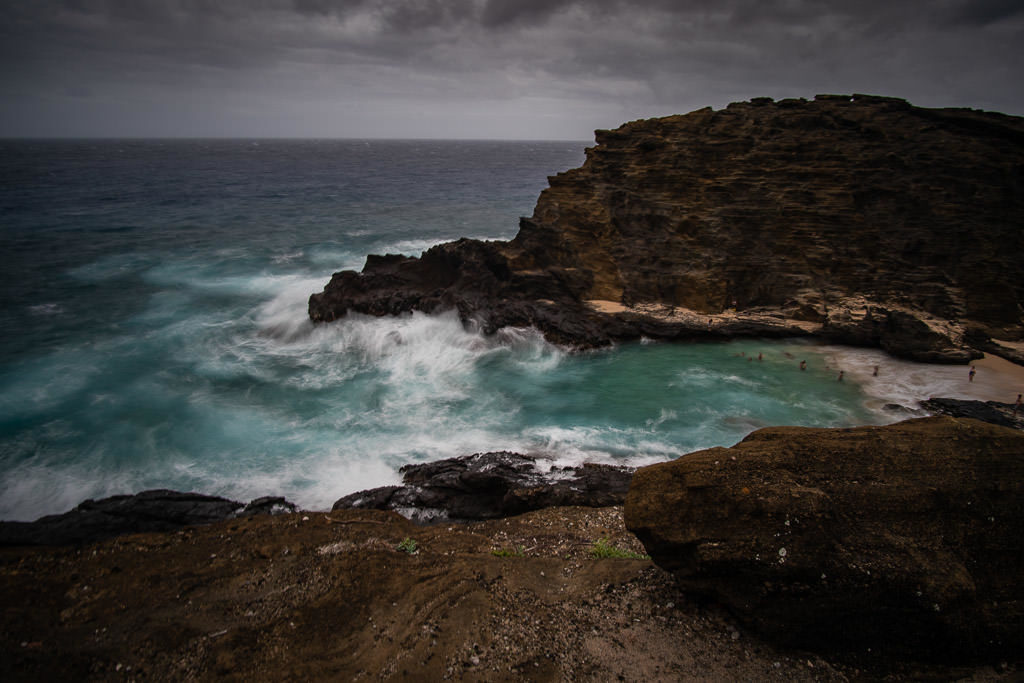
<box><xmin>332</xmin><ymin>451</ymin><xmax>634</xmax><ymax>522</ymax></box>
<box><xmin>921</xmin><ymin>397</ymin><xmax>1023</xmax><ymax>429</ymax></box>
<box><xmin>0</xmin><ymin>489</ymin><xmax>298</xmax><ymax>546</ymax></box>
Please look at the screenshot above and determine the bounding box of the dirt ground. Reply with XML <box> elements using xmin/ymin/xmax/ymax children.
<box><xmin>0</xmin><ymin>506</ymin><xmax>1017</xmax><ymax>681</ymax></box>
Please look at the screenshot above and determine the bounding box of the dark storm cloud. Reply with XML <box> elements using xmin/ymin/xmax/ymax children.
<box><xmin>0</xmin><ymin>0</ymin><xmax>1021</xmax><ymax>137</ymax></box>
<box><xmin>480</xmin><ymin>0</ymin><xmax>573</xmax><ymax>27</ymax></box>
<box><xmin>944</xmin><ymin>0</ymin><xmax>1024</xmax><ymax>26</ymax></box>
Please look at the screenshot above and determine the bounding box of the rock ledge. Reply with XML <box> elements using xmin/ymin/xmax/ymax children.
<box><xmin>333</xmin><ymin>451</ymin><xmax>633</xmax><ymax>522</ymax></box>
<box><xmin>310</xmin><ymin>95</ymin><xmax>1024</xmax><ymax>363</ymax></box>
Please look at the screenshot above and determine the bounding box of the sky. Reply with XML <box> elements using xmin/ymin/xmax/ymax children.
<box><xmin>1</xmin><ymin>0</ymin><xmax>1022</xmax><ymax>140</ymax></box>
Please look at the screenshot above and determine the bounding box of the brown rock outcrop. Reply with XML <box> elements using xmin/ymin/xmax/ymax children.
<box><xmin>1</xmin><ymin>506</ymin><xmax>861</xmax><ymax>682</ymax></box>
<box><xmin>309</xmin><ymin>94</ymin><xmax>1024</xmax><ymax>362</ymax></box>
<box><xmin>623</xmin><ymin>417</ymin><xmax>1024</xmax><ymax>661</ymax></box>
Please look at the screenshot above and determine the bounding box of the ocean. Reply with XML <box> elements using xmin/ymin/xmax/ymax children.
<box><xmin>0</xmin><ymin>139</ymin><xmax>991</xmax><ymax>521</ymax></box>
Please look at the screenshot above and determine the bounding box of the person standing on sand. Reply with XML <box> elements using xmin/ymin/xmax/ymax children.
<box><xmin>969</xmin><ymin>365</ymin><xmax>976</xmax><ymax>382</ymax></box>
<box><xmin>873</xmin><ymin>365</ymin><xmax>879</xmax><ymax>377</ymax></box>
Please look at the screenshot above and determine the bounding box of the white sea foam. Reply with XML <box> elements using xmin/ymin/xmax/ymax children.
<box><xmin>645</xmin><ymin>408</ymin><xmax>678</xmax><ymax>430</ymax></box>
<box><xmin>253</xmin><ymin>274</ymin><xmax>327</xmax><ymax>341</ymax></box>
<box><xmin>370</xmin><ymin>234</ymin><xmax>500</xmax><ymax>258</ymax></box>
<box><xmin>271</xmin><ymin>250</ymin><xmax>304</xmax><ymax>264</ymax></box>
<box><xmin>143</xmin><ymin>265</ymin><xmax>314</xmax><ymax>299</ymax></box>
<box><xmin>0</xmin><ymin>459</ymin><xmax>140</xmax><ymax>522</ymax></box>
<box><xmin>0</xmin><ymin>140</ymin><xmax>604</xmax><ymax>521</ymax></box>
<box><xmin>27</xmin><ymin>303</ymin><xmax>64</xmax><ymax>316</ymax></box>
<box><xmin>307</xmin><ymin>248</ymin><xmax>365</xmax><ymax>271</ymax></box>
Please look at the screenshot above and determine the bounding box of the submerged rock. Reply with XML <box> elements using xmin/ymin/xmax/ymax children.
<box><xmin>310</xmin><ymin>95</ymin><xmax>1024</xmax><ymax>363</ymax></box>
<box><xmin>333</xmin><ymin>451</ymin><xmax>633</xmax><ymax>522</ymax></box>
<box><xmin>0</xmin><ymin>489</ymin><xmax>298</xmax><ymax>546</ymax></box>
<box><xmin>624</xmin><ymin>417</ymin><xmax>1024</xmax><ymax>661</ymax></box>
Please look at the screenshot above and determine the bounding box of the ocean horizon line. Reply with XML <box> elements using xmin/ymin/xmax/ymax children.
<box><xmin>0</xmin><ymin>135</ymin><xmax>592</xmax><ymax>144</ymax></box>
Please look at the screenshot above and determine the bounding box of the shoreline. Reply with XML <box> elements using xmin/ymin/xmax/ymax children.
<box><xmin>804</xmin><ymin>344</ymin><xmax>1024</xmax><ymax>409</ymax></box>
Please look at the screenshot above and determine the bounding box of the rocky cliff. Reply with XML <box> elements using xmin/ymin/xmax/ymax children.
<box><xmin>310</xmin><ymin>94</ymin><xmax>1024</xmax><ymax>362</ymax></box>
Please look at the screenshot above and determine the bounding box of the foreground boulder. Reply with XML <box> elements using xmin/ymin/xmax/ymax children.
<box><xmin>311</xmin><ymin>95</ymin><xmax>1024</xmax><ymax>362</ymax></box>
<box><xmin>0</xmin><ymin>490</ymin><xmax>297</xmax><ymax>546</ymax></box>
<box><xmin>333</xmin><ymin>451</ymin><xmax>633</xmax><ymax>522</ymax></box>
<box><xmin>624</xmin><ymin>417</ymin><xmax>1024</xmax><ymax>661</ymax></box>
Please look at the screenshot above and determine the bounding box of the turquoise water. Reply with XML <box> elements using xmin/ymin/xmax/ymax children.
<box><xmin>1</xmin><ymin>140</ymin><xmax>890</xmax><ymax>520</ymax></box>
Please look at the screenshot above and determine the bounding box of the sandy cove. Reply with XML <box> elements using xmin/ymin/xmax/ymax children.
<box><xmin>586</xmin><ymin>298</ymin><xmax>1023</xmax><ymax>407</ymax></box>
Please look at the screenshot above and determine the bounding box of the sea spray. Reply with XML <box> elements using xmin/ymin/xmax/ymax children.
<box><xmin>1</xmin><ymin>140</ymin><xmax>1013</xmax><ymax>522</ymax></box>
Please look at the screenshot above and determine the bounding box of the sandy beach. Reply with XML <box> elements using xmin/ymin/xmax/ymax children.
<box><xmin>802</xmin><ymin>345</ymin><xmax>1024</xmax><ymax>414</ymax></box>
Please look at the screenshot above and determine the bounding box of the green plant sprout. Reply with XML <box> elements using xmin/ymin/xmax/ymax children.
<box><xmin>589</xmin><ymin>538</ymin><xmax>649</xmax><ymax>560</ymax></box>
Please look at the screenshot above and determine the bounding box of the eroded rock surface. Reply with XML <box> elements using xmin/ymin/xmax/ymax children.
<box><xmin>333</xmin><ymin>451</ymin><xmax>633</xmax><ymax>522</ymax></box>
<box><xmin>1</xmin><ymin>506</ymin><xmax>864</xmax><ymax>682</ymax></box>
<box><xmin>624</xmin><ymin>417</ymin><xmax>1024</xmax><ymax>661</ymax></box>
<box><xmin>310</xmin><ymin>94</ymin><xmax>1024</xmax><ymax>362</ymax></box>
<box><xmin>0</xmin><ymin>490</ymin><xmax>297</xmax><ymax>546</ymax></box>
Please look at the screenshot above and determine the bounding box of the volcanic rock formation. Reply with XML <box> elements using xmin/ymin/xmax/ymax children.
<box><xmin>920</xmin><ymin>397</ymin><xmax>1024</xmax><ymax>429</ymax></box>
<box><xmin>0</xmin><ymin>490</ymin><xmax>296</xmax><ymax>546</ymax></box>
<box><xmin>624</xmin><ymin>417</ymin><xmax>1024</xmax><ymax>661</ymax></box>
<box><xmin>333</xmin><ymin>451</ymin><xmax>633</xmax><ymax>522</ymax></box>
<box><xmin>310</xmin><ymin>94</ymin><xmax>1024</xmax><ymax>362</ymax></box>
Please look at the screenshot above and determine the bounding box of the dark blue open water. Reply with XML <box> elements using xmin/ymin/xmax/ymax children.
<box><xmin>0</xmin><ymin>139</ymin><xmax>939</xmax><ymax>520</ymax></box>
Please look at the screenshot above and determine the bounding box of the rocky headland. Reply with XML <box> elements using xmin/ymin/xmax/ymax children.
<box><xmin>310</xmin><ymin>94</ymin><xmax>1024</xmax><ymax>363</ymax></box>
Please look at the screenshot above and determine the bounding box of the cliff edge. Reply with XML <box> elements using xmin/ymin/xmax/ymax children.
<box><xmin>626</xmin><ymin>417</ymin><xmax>1024</xmax><ymax>662</ymax></box>
<box><xmin>309</xmin><ymin>94</ymin><xmax>1024</xmax><ymax>362</ymax></box>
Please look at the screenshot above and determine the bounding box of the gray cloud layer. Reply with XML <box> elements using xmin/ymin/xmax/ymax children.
<box><xmin>1</xmin><ymin>0</ymin><xmax>1021</xmax><ymax>138</ymax></box>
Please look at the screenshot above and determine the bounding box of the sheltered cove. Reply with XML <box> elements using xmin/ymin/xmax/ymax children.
<box><xmin>4</xmin><ymin>95</ymin><xmax>1024</xmax><ymax>679</ymax></box>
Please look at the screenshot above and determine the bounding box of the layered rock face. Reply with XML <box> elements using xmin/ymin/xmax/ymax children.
<box><xmin>309</xmin><ymin>94</ymin><xmax>1024</xmax><ymax>361</ymax></box>
<box><xmin>624</xmin><ymin>417</ymin><xmax>1024</xmax><ymax>661</ymax></box>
